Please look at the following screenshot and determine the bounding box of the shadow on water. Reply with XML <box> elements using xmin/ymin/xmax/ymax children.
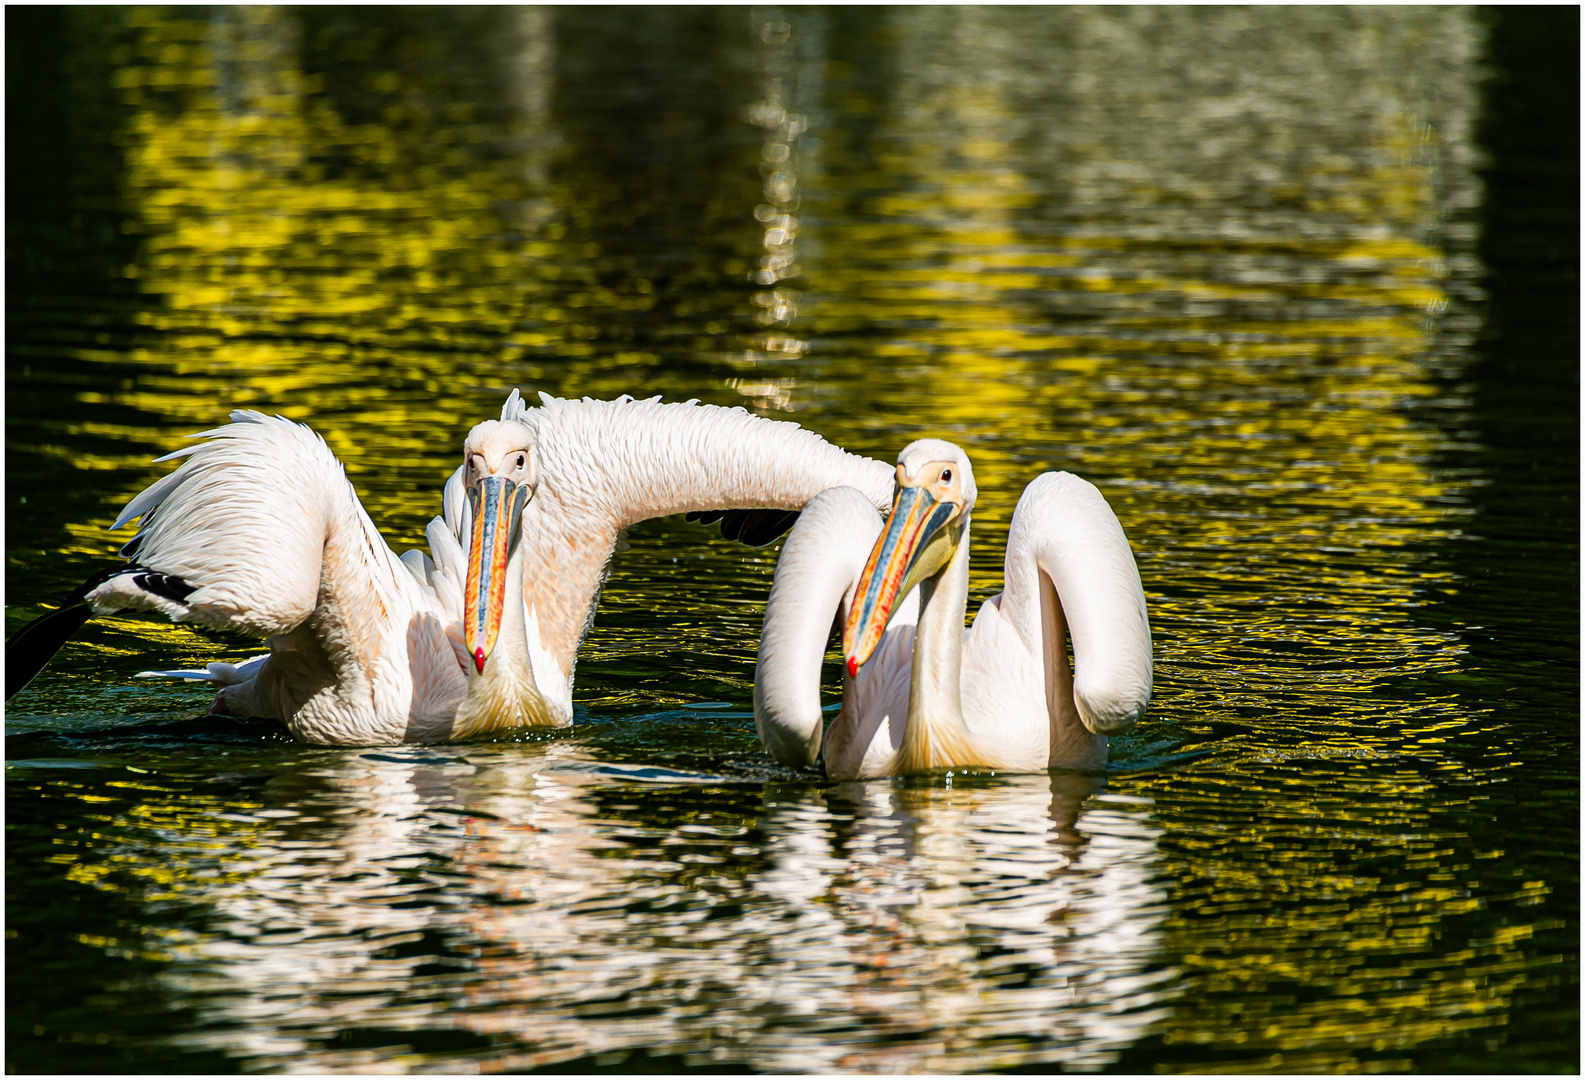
<box><xmin>5</xmin><ymin>5</ymin><xmax>1578</xmax><ymax>1074</ymax></box>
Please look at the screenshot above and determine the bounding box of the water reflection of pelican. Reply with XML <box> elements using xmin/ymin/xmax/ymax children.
<box><xmin>139</xmin><ymin>749</ymin><xmax>557</xmax><ymax>1066</ymax></box>
<box><xmin>94</xmin><ymin>753</ymin><xmax>1166</xmax><ymax>1071</ymax></box>
<box><xmin>752</xmin><ymin>772</ymin><xmax>1170</xmax><ymax>1071</ymax></box>
<box><xmin>7</xmin><ymin>391</ymin><xmax>891</xmax><ymax>745</ymax></box>
<box><xmin>756</xmin><ymin>439</ymin><xmax>1152</xmax><ymax>779</ymax></box>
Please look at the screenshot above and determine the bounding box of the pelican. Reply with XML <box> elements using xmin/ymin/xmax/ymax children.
<box><xmin>754</xmin><ymin>439</ymin><xmax>1152</xmax><ymax>780</ymax></box>
<box><xmin>6</xmin><ymin>391</ymin><xmax>894</xmax><ymax>745</ymax></box>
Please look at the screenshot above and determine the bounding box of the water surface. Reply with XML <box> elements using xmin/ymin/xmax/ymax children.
<box><xmin>6</xmin><ymin>7</ymin><xmax>1577</xmax><ymax>1073</ymax></box>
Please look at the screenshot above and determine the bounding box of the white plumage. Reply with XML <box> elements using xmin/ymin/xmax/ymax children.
<box><xmin>755</xmin><ymin>439</ymin><xmax>1152</xmax><ymax>780</ymax></box>
<box><xmin>98</xmin><ymin>411</ymin><xmax>474</xmax><ymax>744</ymax></box>
<box><xmin>40</xmin><ymin>391</ymin><xmax>894</xmax><ymax>746</ymax></box>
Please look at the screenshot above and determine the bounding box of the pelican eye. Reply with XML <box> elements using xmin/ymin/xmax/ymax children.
<box><xmin>516</xmin><ymin>453</ymin><xmax>525</xmax><ymax>469</ymax></box>
<box><xmin>941</xmin><ymin>468</ymin><xmax>952</xmax><ymax>483</ymax></box>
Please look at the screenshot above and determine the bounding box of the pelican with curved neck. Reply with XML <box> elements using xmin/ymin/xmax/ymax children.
<box><xmin>755</xmin><ymin>438</ymin><xmax>1153</xmax><ymax>780</ymax></box>
<box><xmin>7</xmin><ymin>391</ymin><xmax>896</xmax><ymax>747</ymax></box>
<box><xmin>445</xmin><ymin>391</ymin><xmax>897</xmax><ymax>738</ymax></box>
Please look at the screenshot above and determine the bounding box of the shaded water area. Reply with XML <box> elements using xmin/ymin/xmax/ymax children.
<box><xmin>5</xmin><ymin>6</ymin><xmax>1577</xmax><ymax>1073</ymax></box>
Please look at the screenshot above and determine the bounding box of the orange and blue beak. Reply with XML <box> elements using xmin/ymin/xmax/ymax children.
<box><xmin>841</xmin><ymin>483</ymin><xmax>963</xmax><ymax>677</ymax></box>
<box><xmin>464</xmin><ymin>475</ymin><xmax>531</xmax><ymax>674</ymax></box>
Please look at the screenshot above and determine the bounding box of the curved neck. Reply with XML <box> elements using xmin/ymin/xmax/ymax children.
<box><xmin>894</xmin><ymin>515</ymin><xmax>982</xmax><ymax>773</ymax></box>
<box><xmin>513</xmin><ymin>397</ymin><xmax>895</xmax><ymax>712</ymax></box>
<box><xmin>998</xmin><ymin>471</ymin><xmax>1152</xmax><ymax>756</ymax></box>
<box><xmin>754</xmin><ymin>486</ymin><xmax>883</xmax><ymax>768</ymax></box>
<box><xmin>526</xmin><ymin>396</ymin><xmax>894</xmax><ymax>529</ymax></box>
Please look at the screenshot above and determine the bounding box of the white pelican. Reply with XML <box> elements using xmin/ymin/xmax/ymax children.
<box><xmin>6</xmin><ymin>391</ymin><xmax>893</xmax><ymax>745</ymax></box>
<box><xmin>754</xmin><ymin>439</ymin><xmax>1152</xmax><ymax>780</ymax></box>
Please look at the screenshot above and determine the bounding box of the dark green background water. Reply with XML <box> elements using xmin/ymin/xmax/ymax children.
<box><xmin>6</xmin><ymin>7</ymin><xmax>1577</xmax><ymax>1073</ymax></box>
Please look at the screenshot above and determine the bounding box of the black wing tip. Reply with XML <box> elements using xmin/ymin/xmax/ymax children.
<box><xmin>5</xmin><ymin>562</ymin><xmax>194</xmax><ymax>701</ymax></box>
<box><xmin>5</xmin><ymin>602</ymin><xmax>93</xmax><ymax>700</ymax></box>
<box><xmin>131</xmin><ymin>571</ymin><xmax>196</xmax><ymax>604</ymax></box>
<box><xmin>686</xmin><ymin>508</ymin><xmax>799</xmax><ymax>547</ymax></box>
<box><xmin>721</xmin><ymin>509</ymin><xmax>801</xmax><ymax>548</ymax></box>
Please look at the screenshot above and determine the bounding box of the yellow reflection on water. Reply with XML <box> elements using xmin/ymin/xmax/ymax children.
<box><xmin>113</xmin><ymin>9</ymin><xmax>554</xmax><ymax>422</ymax></box>
<box><xmin>1118</xmin><ymin>765</ymin><xmax>1564</xmax><ymax>1071</ymax></box>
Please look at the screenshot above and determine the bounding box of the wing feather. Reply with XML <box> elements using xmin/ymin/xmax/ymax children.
<box><xmin>89</xmin><ymin>412</ymin><xmax>403</xmax><ymax>638</ymax></box>
<box><xmin>424</xmin><ymin>517</ymin><xmax>466</xmax><ymax>621</ymax></box>
<box><xmin>441</xmin><ymin>463</ymin><xmax>469</xmax><ymax>542</ymax></box>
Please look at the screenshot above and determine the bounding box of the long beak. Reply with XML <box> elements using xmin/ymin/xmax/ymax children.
<box><xmin>842</xmin><ymin>484</ymin><xmax>962</xmax><ymax>677</ymax></box>
<box><xmin>464</xmin><ymin>476</ymin><xmax>531</xmax><ymax>674</ymax></box>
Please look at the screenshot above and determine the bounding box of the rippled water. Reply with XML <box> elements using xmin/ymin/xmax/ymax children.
<box><xmin>6</xmin><ymin>7</ymin><xmax>1577</xmax><ymax>1073</ymax></box>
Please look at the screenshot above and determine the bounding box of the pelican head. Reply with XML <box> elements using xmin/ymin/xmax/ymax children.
<box><xmin>843</xmin><ymin>438</ymin><xmax>977</xmax><ymax>676</ymax></box>
<box><xmin>462</xmin><ymin>419</ymin><xmax>537</xmax><ymax>675</ymax></box>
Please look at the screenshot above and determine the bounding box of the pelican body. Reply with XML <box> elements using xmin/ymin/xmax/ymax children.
<box><xmin>754</xmin><ymin>439</ymin><xmax>1152</xmax><ymax>780</ymax></box>
<box><xmin>7</xmin><ymin>392</ymin><xmax>893</xmax><ymax>746</ymax></box>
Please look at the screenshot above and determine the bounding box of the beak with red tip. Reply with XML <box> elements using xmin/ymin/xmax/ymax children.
<box><xmin>841</xmin><ymin>481</ymin><xmax>964</xmax><ymax>677</ymax></box>
<box><xmin>463</xmin><ymin>475</ymin><xmax>531</xmax><ymax>674</ymax></box>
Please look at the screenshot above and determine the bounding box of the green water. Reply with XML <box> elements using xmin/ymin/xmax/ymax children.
<box><xmin>6</xmin><ymin>7</ymin><xmax>1577</xmax><ymax>1073</ymax></box>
